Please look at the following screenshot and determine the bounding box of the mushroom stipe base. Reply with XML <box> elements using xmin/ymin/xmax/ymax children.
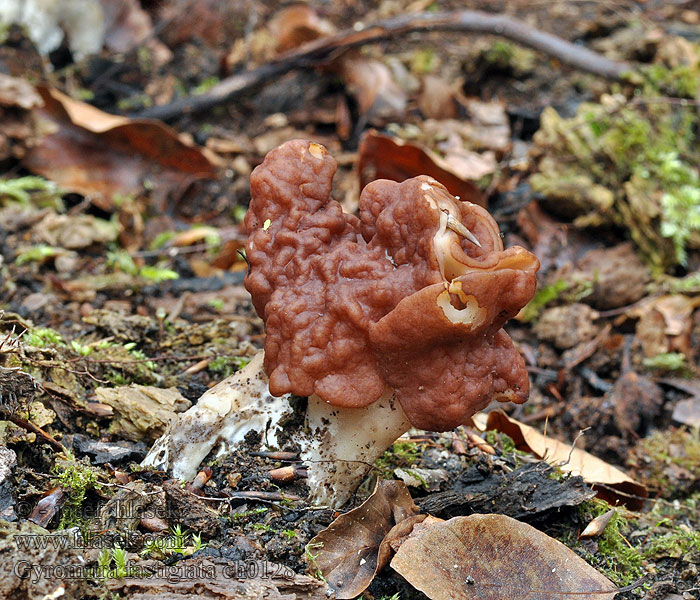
<box><xmin>143</xmin><ymin>351</ymin><xmax>412</xmax><ymax>507</ymax></box>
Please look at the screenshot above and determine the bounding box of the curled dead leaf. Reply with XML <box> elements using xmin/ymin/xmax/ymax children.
<box><xmin>0</xmin><ymin>73</ymin><xmax>42</xmax><ymax>110</ymax></box>
<box><xmin>391</xmin><ymin>514</ymin><xmax>618</xmax><ymax>600</ymax></box>
<box><xmin>33</xmin><ymin>213</ymin><xmax>117</xmax><ymax>250</ymax></box>
<box><xmin>306</xmin><ymin>479</ymin><xmax>419</xmax><ymax>599</ymax></box>
<box><xmin>100</xmin><ymin>0</ymin><xmax>155</xmax><ymax>54</ymax></box>
<box><xmin>23</xmin><ymin>87</ymin><xmax>216</xmax><ymax>211</ymax></box>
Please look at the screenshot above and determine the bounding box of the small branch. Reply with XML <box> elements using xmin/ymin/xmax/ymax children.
<box><xmin>2</xmin><ymin>412</ymin><xmax>65</xmax><ymax>452</ymax></box>
<box><xmin>135</xmin><ymin>9</ymin><xmax>634</xmax><ymax>122</ymax></box>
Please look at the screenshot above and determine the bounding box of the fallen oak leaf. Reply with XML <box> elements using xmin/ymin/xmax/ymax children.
<box><xmin>306</xmin><ymin>479</ymin><xmax>420</xmax><ymax>599</ymax></box>
<box><xmin>391</xmin><ymin>514</ymin><xmax>618</xmax><ymax>600</ymax></box>
<box><xmin>23</xmin><ymin>87</ymin><xmax>216</xmax><ymax>211</ymax></box>
<box><xmin>483</xmin><ymin>409</ymin><xmax>647</xmax><ymax>510</ymax></box>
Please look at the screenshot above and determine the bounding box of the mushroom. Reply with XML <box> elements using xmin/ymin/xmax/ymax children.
<box><xmin>143</xmin><ymin>140</ymin><xmax>539</xmax><ymax>507</ymax></box>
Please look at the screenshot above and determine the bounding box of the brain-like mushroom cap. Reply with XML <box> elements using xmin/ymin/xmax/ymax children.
<box><xmin>244</xmin><ymin>140</ymin><xmax>539</xmax><ymax>431</ymax></box>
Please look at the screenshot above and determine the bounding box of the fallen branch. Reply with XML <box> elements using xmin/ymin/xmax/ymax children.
<box><xmin>135</xmin><ymin>9</ymin><xmax>634</xmax><ymax>122</ymax></box>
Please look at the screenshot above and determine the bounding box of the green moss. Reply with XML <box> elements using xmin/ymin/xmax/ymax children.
<box><xmin>483</xmin><ymin>430</ymin><xmax>531</xmax><ymax>459</ymax></box>
<box><xmin>660</xmin><ymin>271</ymin><xmax>700</xmax><ymax>293</ymax></box>
<box><xmin>375</xmin><ymin>441</ymin><xmax>420</xmax><ymax>477</ymax></box>
<box><xmin>410</xmin><ymin>48</ymin><xmax>436</xmax><ymax>74</ymax></box>
<box><xmin>0</xmin><ymin>176</ymin><xmax>62</xmax><ymax>208</ymax></box>
<box><xmin>484</xmin><ymin>40</ymin><xmax>536</xmax><ymax>74</ymax></box>
<box><xmin>192</xmin><ymin>76</ymin><xmax>220</xmax><ymax>95</ymax></box>
<box><xmin>532</xmin><ymin>66</ymin><xmax>700</xmax><ymax>271</ymax></box>
<box><xmin>631</xmin><ymin>428</ymin><xmax>700</xmax><ymax>497</ymax></box>
<box><xmin>23</xmin><ymin>327</ymin><xmax>65</xmax><ymax>348</ymax></box>
<box><xmin>106</xmin><ymin>249</ymin><xmax>178</xmax><ymax>282</ymax></box>
<box><xmin>305</xmin><ymin>541</ymin><xmax>325</xmax><ymax>581</ymax></box>
<box><xmin>642</xmin><ymin>63</ymin><xmax>700</xmax><ymax>98</ymax></box>
<box><xmin>94</xmin><ymin>343</ymin><xmax>158</xmax><ymax>385</ymax></box>
<box><xmin>520</xmin><ymin>280</ymin><xmax>570</xmax><ymax>322</ymax></box>
<box><xmin>576</xmin><ymin>500</ymin><xmax>644</xmax><ymax>587</ymax></box>
<box><xmin>642</xmin><ymin>352</ymin><xmax>688</xmax><ymax>373</ymax></box>
<box><xmin>519</xmin><ymin>278</ymin><xmax>593</xmax><ymax>322</ymax></box>
<box><xmin>15</xmin><ymin>245</ymin><xmax>61</xmax><ymax>266</ymax></box>
<box><xmin>642</xmin><ymin>524</ymin><xmax>700</xmax><ymax>560</ymax></box>
<box><xmin>140</xmin><ymin>525</ymin><xmax>206</xmax><ymax>559</ymax></box>
<box><xmin>138</xmin><ymin>265</ymin><xmax>179</xmax><ymax>283</ymax></box>
<box><xmin>148</xmin><ymin>231</ymin><xmax>176</xmax><ymax>251</ymax></box>
<box><xmin>596</xmin><ymin>512</ymin><xmax>644</xmax><ymax>585</ymax></box>
<box><xmin>54</xmin><ymin>453</ymin><xmax>101</xmax><ymax>529</ymax></box>
<box><xmin>209</xmin><ymin>355</ymin><xmax>250</xmax><ymax>378</ymax></box>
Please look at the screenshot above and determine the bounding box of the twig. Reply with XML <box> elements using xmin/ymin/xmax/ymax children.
<box><xmin>130</xmin><ymin>231</ymin><xmax>246</xmax><ymax>259</ymax></box>
<box><xmin>1</xmin><ymin>412</ymin><xmax>65</xmax><ymax>452</ymax></box>
<box><xmin>224</xmin><ymin>490</ymin><xmax>302</xmax><ymax>502</ymax></box>
<box><xmin>135</xmin><ymin>9</ymin><xmax>633</xmax><ymax>122</ymax></box>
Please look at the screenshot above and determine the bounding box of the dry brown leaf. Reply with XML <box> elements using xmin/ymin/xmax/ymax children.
<box><xmin>306</xmin><ymin>479</ymin><xmax>419</xmax><ymax>599</ymax></box>
<box><xmin>172</xmin><ymin>227</ymin><xmax>220</xmax><ymax>247</ymax></box>
<box><xmin>391</xmin><ymin>514</ymin><xmax>618</xmax><ymax>600</ymax></box>
<box><xmin>417</xmin><ymin>75</ymin><xmax>459</xmax><ymax>119</ymax></box>
<box><xmin>338</xmin><ymin>54</ymin><xmax>407</xmax><ymax>122</ymax></box>
<box><xmin>157</xmin><ymin>0</ymin><xmax>243</xmax><ymax>49</ymax></box>
<box><xmin>28</xmin><ymin>487</ymin><xmax>67</xmax><ymax>528</ymax></box>
<box><xmin>378</xmin><ymin>513</ymin><xmax>430</xmax><ymax>562</ymax></box>
<box><xmin>454</xmin><ymin>98</ymin><xmax>511</xmax><ymax>152</ymax></box>
<box><xmin>270</xmin><ymin>4</ymin><xmax>336</xmax><ymax>54</ymax></box>
<box><xmin>0</xmin><ymin>73</ymin><xmax>42</xmax><ymax>161</ymax></box>
<box><xmin>94</xmin><ymin>385</ymin><xmax>191</xmax><ymax>442</ymax></box>
<box><xmin>23</xmin><ymin>87</ymin><xmax>216</xmax><ymax>211</ymax></box>
<box><xmin>652</xmin><ymin>295</ymin><xmax>700</xmax><ymax>337</ymax></box>
<box><xmin>610</xmin><ymin>370</ymin><xmax>663</xmax><ymax>437</ymax></box>
<box><xmin>358</xmin><ymin>130</ymin><xmax>485</xmax><ymax>207</ymax></box>
<box><xmin>484</xmin><ymin>410</ymin><xmax>647</xmax><ymax>509</ymax></box>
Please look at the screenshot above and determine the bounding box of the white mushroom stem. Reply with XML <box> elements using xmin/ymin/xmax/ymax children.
<box><xmin>142</xmin><ymin>351</ymin><xmax>412</xmax><ymax>508</ymax></box>
<box><xmin>302</xmin><ymin>391</ymin><xmax>411</xmax><ymax>506</ymax></box>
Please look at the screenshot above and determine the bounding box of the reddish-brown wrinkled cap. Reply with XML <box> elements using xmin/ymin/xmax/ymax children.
<box><xmin>245</xmin><ymin>140</ymin><xmax>539</xmax><ymax>431</ymax></box>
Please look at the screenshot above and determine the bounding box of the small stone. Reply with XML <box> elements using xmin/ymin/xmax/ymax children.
<box><xmin>232</xmin><ymin>154</ymin><xmax>251</xmax><ymax>176</ymax></box>
<box><xmin>21</xmin><ymin>292</ymin><xmax>50</xmax><ymax>312</ymax></box>
<box><xmin>54</xmin><ymin>252</ymin><xmax>78</xmax><ymax>272</ymax></box>
<box><xmin>681</xmin><ymin>9</ymin><xmax>699</xmax><ymax>24</ymax></box>
<box><xmin>67</xmin><ymin>433</ymin><xmax>148</xmax><ymax>464</ymax></box>
<box><xmin>0</xmin><ymin>446</ymin><xmax>17</xmax><ymax>484</ymax></box>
